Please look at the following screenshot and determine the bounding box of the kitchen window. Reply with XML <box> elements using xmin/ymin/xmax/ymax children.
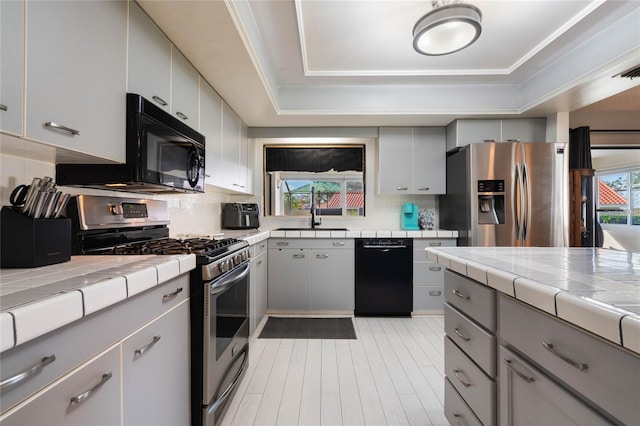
<box><xmin>264</xmin><ymin>145</ymin><xmax>365</xmax><ymax>217</ymax></box>
<box><xmin>596</xmin><ymin>168</ymin><xmax>640</xmax><ymax>226</ymax></box>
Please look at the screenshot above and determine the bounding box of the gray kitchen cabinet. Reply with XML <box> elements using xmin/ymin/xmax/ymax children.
<box><xmin>413</xmin><ymin>238</ymin><xmax>456</xmax><ymax>313</ymax></box>
<box><xmin>250</xmin><ymin>241</ymin><xmax>268</xmax><ymax>336</ymax></box>
<box><xmin>128</xmin><ymin>1</ymin><xmax>172</xmax><ymax>112</ymax></box>
<box><xmin>122</xmin><ymin>299</ymin><xmax>190</xmax><ymax>426</ymax></box>
<box><xmin>219</xmin><ymin>103</ymin><xmax>252</xmax><ymax>193</ymax></box>
<box><xmin>0</xmin><ymin>344</ymin><xmax>121</xmax><ymax>426</ymax></box>
<box><xmin>378</xmin><ymin>127</ymin><xmax>446</xmax><ymax>194</ymax></box>
<box><xmin>171</xmin><ymin>46</ymin><xmax>200</xmax><ymax>128</ymax></box>
<box><xmin>200</xmin><ymin>79</ymin><xmax>224</xmax><ymax>187</ymax></box>
<box><xmin>25</xmin><ymin>0</ymin><xmax>127</xmax><ymax>162</ymax></box>
<box><xmin>268</xmin><ymin>239</ymin><xmax>354</xmax><ymax>313</ymax></box>
<box><xmin>499</xmin><ymin>345</ymin><xmax>609</xmax><ymax>426</ymax></box>
<box><xmin>0</xmin><ymin>0</ymin><xmax>23</xmax><ymax>136</ymax></box>
<box><xmin>446</xmin><ymin>119</ymin><xmax>547</xmax><ymax>151</ymax></box>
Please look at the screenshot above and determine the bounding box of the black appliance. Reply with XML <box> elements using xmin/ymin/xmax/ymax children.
<box><xmin>223</xmin><ymin>203</ymin><xmax>260</xmax><ymax>230</ymax></box>
<box><xmin>66</xmin><ymin>195</ymin><xmax>249</xmax><ymax>426</ymax></box>
<box><xmin>355</xmin><ymin>238</ymin><xmax>413</xmax><ymax>316</ymax></box>
<box><xmin>56</xmin><ymin>93</ymin><xmax>205</xmax><ymax>194</ymax></box>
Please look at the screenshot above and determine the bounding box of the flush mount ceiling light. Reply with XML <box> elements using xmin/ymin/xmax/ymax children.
<box><xmin>413</xmin><ymin>0</ymin><xmax>482</xmax><ymax>56</ymax></box>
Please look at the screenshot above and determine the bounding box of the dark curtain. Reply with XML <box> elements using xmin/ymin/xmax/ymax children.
<box><xmin>569</xmin><ymin>126</ymin><xmax>592</xmax><ymax>169</ymax></box>
<box><xmin>265</xmin><ymin>147</ymin><xmax>364</xmax><ymax>172</ymax></box>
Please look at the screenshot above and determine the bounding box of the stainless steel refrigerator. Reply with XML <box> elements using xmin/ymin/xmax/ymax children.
<box><xmin>440</xmin><ymin>142</ymin><xmax>568</xmax><ymax>247</ymax></box>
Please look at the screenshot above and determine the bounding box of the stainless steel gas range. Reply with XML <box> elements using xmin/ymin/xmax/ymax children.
<box><xmin>66</xmin><ymin>195</ymin><xmax>249</xmax><ymax>426</ymax></box>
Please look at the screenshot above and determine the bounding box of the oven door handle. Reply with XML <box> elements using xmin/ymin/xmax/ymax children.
<box><xmin>210</xmin><ymin>262</ymin><xmax>250</xmax><ymax>296</ymax></box>
<box><xmin>207</xmin><ymin>349</ymin><xmax>248</xmax><ymax>416</ymax></box>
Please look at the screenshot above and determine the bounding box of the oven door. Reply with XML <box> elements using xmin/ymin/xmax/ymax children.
<box><xmin>203</xmin><ymin>261</ymin><xmax>249</xmax><ymax>425</ymax></box>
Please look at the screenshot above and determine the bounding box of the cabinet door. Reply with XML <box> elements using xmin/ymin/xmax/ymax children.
<box><xmin>221</xmin><ymin>103</ymin><xmax>241</xmax><ymax>191</ymax></box>
<box><xmin>250</xmin><ymin>250</ymin><xmax>268</xmax><ymax>336</ymax></box>
<box><xmin>499</xmin><ymin>346</ymin><xmax>609</xmax><ymax>426</ymax></box>
<box><xmin>200</xmin><ymin>80</ymin><xmax>223</xmax><ymax>187</ymax></box>
<box><xmin>412</xmin><ymin>127</ymin><xmax>446</xmax><ymax>194</ymax></box>
<box><xmin>26</xmin><ymin>0</ymin><xmax>127</xmax><ymax>162</ymax></box>
<box><xmin>128</xmin><ymin>1</ymin><xmax>171</xmax><ymax>111</ymax></box>
<box><xmin>122</xmin><ymin>300</ymin><xmax>190</xmax><ymax>426</ymax></box>
<box><xmin>501</xmin><ymin>118</ymin><xmax>546</xmax><ymax>142</ymax></box>
<box><xmin>1</xmin><ymin>345</ymin><xmax>121</xmax><ymax>426</ymax></box>
<box><xmin>310</xmin><ymin>249</ymin><xmax>354</xmax><ymax>312</ymax></box>
<box><xmin>268</xmin><ymin>248</ymin><xmax>310</xmax><ymax>311</ymax></box>
<box><xmin>238</xmin><ymin>121</ymin><xmax>251</xmax><ymax>194</ymax></box>
<box><xmin>0</xmin><ymin>0</ymin><xmax>23</xmax><ymax>135</ymax></box>
<box><xmin>378</xmin><ymin>127</ymin><xmax>412</xmax><ymax>194</ymax></box>
<box><xmin>171</xmin><ymin>47</ymin><xmax>200</xmax><ymax>127</ymax></box>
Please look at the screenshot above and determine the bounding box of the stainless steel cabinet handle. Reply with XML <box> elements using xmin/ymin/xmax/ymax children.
<box><xmin>293</xmin><ymin>254</ymin><xmax>305</xmax><ymax>259</ymax></box>
<box><xmin>176</xmin><ymin>111</ymin><xmax>188</xmax><ymax>120</ymax></box>
<box><xmin>417</xmin><ymin>187</ymin><xmax>430</xmax><ymax>191</ymax></box>
<box><xmin>162</xmin><ymin>287</ymin><xmax>183</xmax><ymax>302</ymax></box>
<box><xmin>260</xmin><ymin>244</ymin><xmax>265</xmax><ymax>249</ymax></box>
<box><xmin>0</xmin><ymin>104</ymin><xmax>7</xmax><ymax>111</ymax></box>
<box><xmin>504</xmin><ymin>359</ymin><xmax>535</xmax><ymax>383</ymax></box>
<box><xmin>70</xmin><ymin>372</ymin><xmax>113</xmax><ymax>405</ymax></box>
<box><xmin>452</xmin><ymin>289</ymin><xmax>470</xmax><ymax>300</ymax></box>
<box><xmin>453</xmin><ymin>327</ymin><xmax>470</xmax><ymax>342</ymax></box>
<box><xmin>257</xmin><ymin>260</ymin><xmax>263</xmax><ymax>265</ymax></box>
<box><xmin>452</xmin><ymin>369</ymin><xmax>471</xmax><ymax>388</ymax></box>
<box><xmin>542</xmin><ymin>342</ymin><xmax>588</xmax><ymax>371</ymax></box>
<box><xmin>44</xmin><ymin>121</ymin><xmax>79</xmax><ymax>136</ymax></box>
<box><xmin>134</xmin><ymin>336</ymin><xmax>161</xmax><ymax>356</ymax></box>
<box><xmin>429</xmin><ymin>242</ymin><xmax>442</xmax><ymax>246</ymax></box>
<box><xmin>396</xmin><ymin>187</ymin><xmax>408</xmax><ymax>191</ymax></box>
<box><xmin>0</xmin><ymin>355</ymin><xmax>56</xmax><ymax>390</ymax></box>
<box><xmin>452</xmin><ymin>413</ymin><xmax>462</xmax><ymax>425</ymax></box>
<box><xmin>428</xmin><ymin>290</ymin><xmax>442</xmax><ymax>296</ymax></box>
<box><xmin>332</xmin><ymin>242</ymin><xmax>345</xmax><ymax>246</ymax></box>
<box><xmin>506</xmin><ymin>139</ymin><xmax>521</xmax><ymax>142</ymax></box>
<box><xmin>152</xmin><ymin>95</ymin><xmax>168</xmax><ymax>106</ymax></box>
<box><xmin>429</xmin><ymin>266</ymin><xmax>442</xmax><ymax>271</ymax></box>
<box><xmin>276</xmin><ymin>242</ymin><xmax>289</xmax><ymax>246</ymax></box>
<box><xmin>316</xmin><ymin>254</ymin><xmax>329</xmax><ymax>259</ymax></box>
<box><xmin>483</xmin><ymin>139</ymin><xmax>496</xmax><ymax>142</ymax></box>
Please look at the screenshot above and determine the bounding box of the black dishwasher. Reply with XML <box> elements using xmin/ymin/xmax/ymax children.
<box><xmin>355</xmin><ymin>238</ymin><xmax>413</xmax><ymax>316</ymax></box>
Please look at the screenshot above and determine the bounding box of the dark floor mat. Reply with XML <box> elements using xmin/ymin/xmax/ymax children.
<box><xmin>258</xmin><ymin>317</ymin><xmax>357</xmax><ymax>339</ymax></box>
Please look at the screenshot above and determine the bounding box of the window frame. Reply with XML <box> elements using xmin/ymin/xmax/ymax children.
<box><xmin>595</xmin><ymin>166</ymin><xmax>640</xmax><ymax>227</ymax></box>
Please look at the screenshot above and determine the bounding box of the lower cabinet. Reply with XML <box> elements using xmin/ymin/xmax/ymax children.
<box><xmin>268</xmin><ymin>239</ymin><xmax>354</xmax><ymax>313</ymax></box>
<box><xmin>1</xmin><ymin>344</ymin><xmax>121</xmax><ymax>426</ymax></box>
<box><xmin>249</xmin><ymin>241</ymin><xmax>268</xmax><ymax>336</ymax></box>
<box><xmin>413</xmin><ymin>238</ymin><xmax>456</xmax><ymax>313</ymax></box>
<box><xmin>122</xmin><ymin>300</ymin><xmax>190</xmax><ymax>426</ymax></box>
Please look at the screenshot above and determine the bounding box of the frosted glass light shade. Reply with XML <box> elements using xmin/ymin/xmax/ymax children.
<box><xmin>413</xmin><ymin>3</ymin><xmax>482</xmax><ymax>56</ymax></box>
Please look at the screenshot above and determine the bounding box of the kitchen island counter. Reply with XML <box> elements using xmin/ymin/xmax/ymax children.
<box><xmin>426</xmin><ymin>247</ymin><xmax>640</xmax><ymax>354</ymax></box>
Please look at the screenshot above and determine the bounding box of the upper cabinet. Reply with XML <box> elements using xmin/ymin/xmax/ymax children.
<box><xmin>25</xmin><ymin>0</ymin><xmax>127</xmax><ymax>162</ymax></box>
<box><xmin>217</xmin><ymin>103</ymin><xmax>252</xmax><ymax>194</ymax></box>
<box><xmin>128</xmin><ymin>1</ymin><xmax>172</xmax><ymax>112</ymax></box>
<box><xmin>170</xmin><ymin>46</ymin><xmax>200</xmax><ymax>128</ymax></box>
<box><xmin>200</xmin><ymin>79</ymin><xmax>223</xmax><ymax>188</ymax></box>
<box><xmin>0</xmin><ymin>0</ymin><xmax>23</xmax><ymax>136</ymax></box>
<box><xmin>446</xmin><ymin>119</ymin><xmax>547</xmax><ymax>151</ymax></box>
<box><xmin>378</xmin><ymin>127</ymin><xmax>446</xmax><ymax>195</ymax></box>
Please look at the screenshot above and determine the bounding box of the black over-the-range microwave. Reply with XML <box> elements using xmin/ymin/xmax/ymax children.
<box><xmin>56</xmin><ymin>93</ymin><xmax>205</xmax><ymax>194</ymax></box>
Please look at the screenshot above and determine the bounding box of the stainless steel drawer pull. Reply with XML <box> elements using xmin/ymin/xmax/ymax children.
<box><xmin>506</xmin><ymin>139</ymin><xmax>521</xmax><ymax>142</ymax></box>
<box><xmin>134</xmin><ymin>336</ymin><xmax>161</xmax><ymax>356</ymax></box>
<box><xmin>162</xmin><ymin>287</ymin><xmax>183</xmax><ymax>302</ymax></box>
<box><xmin>542</xmin><ymin>342</ymin><xmax>588</xmax><ymax>371</ymax></box>
<box><xmin>293</xmin><ymin>254</ymin><xmax>305</xmax><ymax>259</ymax></box>
<box><xmin>429</xmin><ymin>242</ymin><xmax>442</xmax><ymax>246</ymax></box>
<box><xmin>504</xmin><ymin>359</ymin><xmax>535</xmax><ymax>383</ymax></box>
<box><xmin>44</xmin><ymin>121</ymin><xmax>79</xmax><ymax>136</ymax></box>
<box><xmin>452</xmin><ymin>369</ymin><xmax>471</xmax><ymax>388</ymax></box>
<box><xmin>0</xmin><ymin>104</ymin><xmax>7</xmax><ymax>111</ymax></box>
<box><xmin>176</xmin><ymin>111</ymin><xmax>188</xmax><ymax>120</ymax></box>
<box><xmin>260</xmin><ymin>244</ymin><xmax>265</xmax><ymax>249</ymax></box>
<box><xmin>452</xmin><ymin>413</ymin><xmax>462</xmax><ymax>425</ymax></box>
<box><xmin>483</xmin><ymin>139</ymin><xmax>496</xmax><ymax>142</ymax></box>
<box><xmin>396</xmin><ymin>187</ymin><xmax>408</xmax><ymax>191</ymax></box>
<box><xmin>0</xmin><ymin>355</ymin><xmax>56</xmax><ymax>390</ymax></box>
<box><xmin>429</xmin><ymin>290</ymin><xmax>442</xmax><ymax>296</ymax></box>
<box><xmin>276</xmin><ymin>242</ymin><xmax>289</xmax><ymax>246</ymax></box>
<box><xmin>257</xmin><ymin>260</ymin><xmax>263</xmax><ymax>265</ymax></box>
<box><xmin>332</xmin><ymin>242</ymin><xmax>345</xmax><ymax>246</ymax></box>
<box><xmin>452</xmin><ymin>289</ymin><xmax>470</xmax><ymax>300</ymax></box>
<box><xmin>429</xmin><ymin>266</ymin><xmax>442</xmax><ymax>271</ymax></box>
<box><xmin>70</xmin><ymin>372</ymin><xmax>113</xmax><ymax>405</ymax></box>
<box><xmin>453</xmin><ymin>327</ymin><xmax>470</xmax><ymax>342</ymax></box>
<box><xmin>316</xmin><ymin>254</ymin><xmax>329</xmax><ymax>259</ymax></box>
<box><xmin>152</xmin><ymin>95</ymin><xmax>168</xmax><ymax>106</ymax></box>
<box><xmin>418</xmin><ymin>187</ymin><xmax>430</xmax><ymax>191</ymax></box>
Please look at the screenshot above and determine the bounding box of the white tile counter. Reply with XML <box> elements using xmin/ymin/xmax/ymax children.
<box><xmin>426</xmin><ymin>247</ymin><xmax>640</xmax><ymax>354</ymax></box>
<box><xmin>0</xmin><ymin>254</ymin><xmax>196</xmax><ymax>352</ymax></box>
<box><xmin>269</xmin><ymin>229</ymin><xmax>458</xmax><ymax>239</ymax></box>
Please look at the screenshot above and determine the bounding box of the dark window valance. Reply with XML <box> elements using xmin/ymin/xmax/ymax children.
<box><xmin>265</xmin><ymin>146</ymin><xmax>364</xmax><ymax>172</ymax></box>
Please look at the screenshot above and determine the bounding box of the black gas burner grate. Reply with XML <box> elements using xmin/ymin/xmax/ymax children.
<box><xmin>101</xmin><ymin>237</ymin><xmax>243</xmax><ymax>256</ymax></box>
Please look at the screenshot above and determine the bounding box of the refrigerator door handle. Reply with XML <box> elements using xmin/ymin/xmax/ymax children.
<box><xmin>514</xmin><ymin>163</ymin><xmax>524</xmax><ymax>241</ymax></box>
<box><xmin>522</xmin><ymin>162</ymin><xmax>532</xmax><ymax>241</ymax></box>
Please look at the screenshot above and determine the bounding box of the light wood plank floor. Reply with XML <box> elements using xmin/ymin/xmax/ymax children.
<box><xmin>221</xmin><ymin>316</ymin><xmax>447</xmax><ymax>426</ymax></box>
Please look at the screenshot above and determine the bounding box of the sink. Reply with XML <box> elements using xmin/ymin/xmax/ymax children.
<box><xmin>274</xmin><ymin>227</ymin><xmax>349</xmax><ymax>231</ymax></box>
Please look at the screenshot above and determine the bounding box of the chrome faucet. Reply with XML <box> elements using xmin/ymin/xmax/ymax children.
<box><xmin>310</xmin><ymin>186</ymin><xmax>321</xmax><ymax>229</ymax></box>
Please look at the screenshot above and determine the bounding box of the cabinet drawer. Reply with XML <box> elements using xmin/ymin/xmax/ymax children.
<box><xmin>444</xmin><ymin>377</ymin><xmax>482</xmax><ymax>426</ymax></box>
<box><xmin>413</xmin><ymin>261</ymin><xmax>444</xmax><ymax>285</ymax></box>
<box><xmin>445</xmin><ymin>337</ymin><xmax>495</xmax><ymax>426</ymax></box>
<box><xmin>444</xmin><ymin>270</ymin><xmax>496</xmax><ymax>331</ymax></box>
<box><xmin>499</xmin><ymin>294</ymin><xmax>640</xmax><ymax>425</ymax></box>
<box><xmin>268</xmin><ymin>238</ymin><xmax>353</xmax><ymax>250</ymax></box>
<box><xmin>499</xmin><ymin>345</ymin><xmax>610</xmax><ymax>426</ymax></box>
<box><xmin>413</xmin><ymin>286</ymin><xmax>444</xmax><ymax>312</ymax></box>
<box><xmin>413</xmin><ymin>238</ymin><xmax>456</xmax><ymax>255</ymax></box>
<box><xmin>445</xmin><ymin>303</ymin><xmax>496</xmax><ymax>377</ymax></box>
<box><xmin>251</xmin><ymin>240</ymin><xmax>268</xmax><ymax>257</ymax></box>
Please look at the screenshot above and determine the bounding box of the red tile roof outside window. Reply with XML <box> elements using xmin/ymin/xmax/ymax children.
<box><xmin>598</xmin><ymin>179</ymin><xmax>628</xmax><ymax>205</ymax></box>
<box><xmin>326</xmin><ymin>192</ymin><xmax>364</xmax><ymax>208</ymax></box>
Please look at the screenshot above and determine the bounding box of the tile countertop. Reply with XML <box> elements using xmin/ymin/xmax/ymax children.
<box><xmin>221</xmin><ymin>229</ymin><xmax>458</xmax><ymax>240</ymax></box>
<box><xmin>0</xmin><ymin>254</ymin><xmax>196</xmax><ymax>353</ymax></box>
<box><xmin>426</xmin><ymin>247</ymin><xmax>640</xmax><ymax>354</ymax></box>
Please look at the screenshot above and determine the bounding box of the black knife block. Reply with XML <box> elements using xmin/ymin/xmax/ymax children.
<box><xmin>1</xmin><ymin>206</ymin><xmax>71</xmax><ymax>268</ymax></box>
